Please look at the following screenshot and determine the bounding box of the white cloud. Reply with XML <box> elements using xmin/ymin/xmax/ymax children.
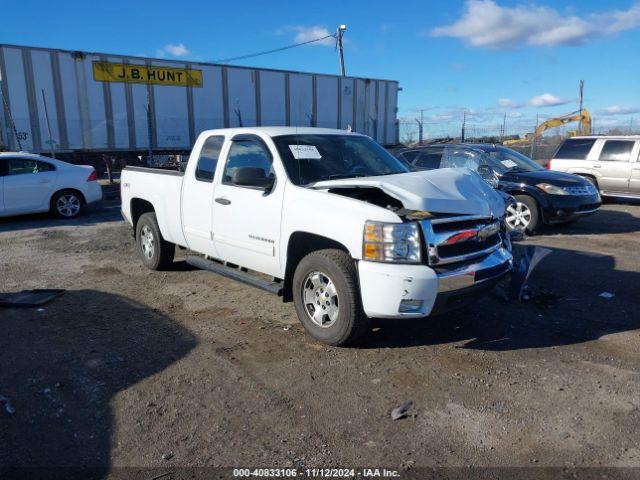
<box><xmin>156</xmin><ymin>43</ymin><xmax>190</xmax><ymax>58</ymax></box>
<box><xmin>431</xmin><ymin>0</ymin><xmax>640</xmax><ymax>49</ymax></box>
<box><xmin>598</xmin><ymin>105</ymin><xmax>640</xmax><ymax>116</ymax></box>
<box><xmin>528</xmin><ymin>93</ymin><xmax>568</xmax><ymax>107</ymax></box>
<box><xmin>278</xmin><ymin>26</ymin><xmax>335</xmax><ymax>47</ymax></box>
<box><xmin>497</xmin><ymin>98</ymin><xmax>520</xmax><ymax>108</ymax></box>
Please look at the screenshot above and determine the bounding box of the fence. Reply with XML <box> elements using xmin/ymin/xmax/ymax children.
<box><xmin>398</xmin><ymin>119</ymin><xmax>640</xmax><ymax>163</ymax></box>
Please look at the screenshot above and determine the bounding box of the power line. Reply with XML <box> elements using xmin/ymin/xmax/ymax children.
<box><xmin>213</xmin><ymin>34</ymin><xmax>337</xmax><ymax>64</ymax></box>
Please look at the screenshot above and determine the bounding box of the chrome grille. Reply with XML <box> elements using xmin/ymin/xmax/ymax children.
<box><xmin>420</xmin><ymin>216</ymin><xmax>503</xmax><ymax>266</ymax></box>
<box><xmin>565</xmin><ymin>185</ymin><xmax>598</xmax><ymax>196</ymax></box>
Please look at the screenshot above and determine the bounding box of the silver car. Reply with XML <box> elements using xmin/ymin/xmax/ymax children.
<box><xmin>548</xmin><ymin>136</ymin><xmax>640</xmax><ymax>198</ymax></box>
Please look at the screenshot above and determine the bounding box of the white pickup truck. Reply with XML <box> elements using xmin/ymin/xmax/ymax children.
<box><xmin>121</xmin><ymin>127</ymin><xmax>513</xmax><ymax>345</ymax></box>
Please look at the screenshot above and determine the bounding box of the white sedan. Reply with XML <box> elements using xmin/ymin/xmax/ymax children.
<box><xmin>0</xmin><ymin>152</ymin><xmax>102</xmax><ymax>218</ymax></box>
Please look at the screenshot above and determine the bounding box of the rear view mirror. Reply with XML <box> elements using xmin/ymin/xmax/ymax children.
<box><xmin>232</xmin><ymin>167</ymin><xmax>274</xmax><ymax>190</ymax></box>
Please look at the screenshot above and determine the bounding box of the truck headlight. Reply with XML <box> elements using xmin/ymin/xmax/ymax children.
<box><xmin>363</xmin><ymin>221</ymin><xmax>421</xmax><ymax>263</ymax></box>
<box><xmin>536</xmin><ymin>183</ymin><xmax>569</xmax><ymax>195</ymax></box>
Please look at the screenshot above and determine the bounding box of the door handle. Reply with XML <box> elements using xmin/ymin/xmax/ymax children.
<box><xmin>215</xmin><ymin>197</ymin><xmax>231</xmax><ymax>205</ymax></box>
<box><xmin>39</xmin><ymin>179</ymin><xmax>51</xmax><ymax>183</ymax></box>
<box><xmin>593</xmin><ymin>163</ymin><xmax>601</xmax><ymax>168</ymax></box>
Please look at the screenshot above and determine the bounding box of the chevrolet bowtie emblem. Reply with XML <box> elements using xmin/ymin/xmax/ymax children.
<box><xmin>443</xmin><ymin>222</ymin><xmax>500</xmax><ymax>244</ymax></box>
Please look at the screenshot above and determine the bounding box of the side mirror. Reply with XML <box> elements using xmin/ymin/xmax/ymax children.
<box><xmin>232</xmin><ymin>167</ymin><xmax>274</xmax><ymax>190</ymax></box>
<box><xmin>477</xmin><ymin>165</ymin><xmax>499</xmax><ymax>188</ymax></box>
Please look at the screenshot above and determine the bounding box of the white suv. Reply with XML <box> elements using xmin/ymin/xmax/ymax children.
<box><xmin>548</xmin><ymin>136</ymin><xmax>640</xmax><ymax>198</ymax></box>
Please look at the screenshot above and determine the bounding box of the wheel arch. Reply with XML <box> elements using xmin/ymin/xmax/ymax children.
<box><xmin>130</xmin><ymin>198</ymin><xmax>156</xmax><ymax>231</ymax></box>
<box><xmin>573</xmin><ymin>173</ymin><xmax>599</xmax><ymax>188</ymax></box>
<box><xmin>283</xmin><ymin>231</ymin><xmax>352</xmax><ymax>303</ymax></box>
<box><xmin>502</xmin><ymin>185</ymin><xmax>547</xmax><ymax>208</ymax></box>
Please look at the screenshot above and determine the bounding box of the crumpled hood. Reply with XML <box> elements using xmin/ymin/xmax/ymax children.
<box><xmin>313</xmin><ymin>168</ymin><xmax>506</xmax><ymax>217</ymax></box>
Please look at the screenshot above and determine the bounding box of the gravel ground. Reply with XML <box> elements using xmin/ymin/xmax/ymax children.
<box><xmin>1</xmin><ymin>196</ymin><xmax>639</xmax><ymax>477</ymax></box>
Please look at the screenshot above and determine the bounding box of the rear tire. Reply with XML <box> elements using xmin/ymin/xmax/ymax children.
<box><xmin>292</xmin><ymin>249</ymin><xmax>369</xmax><ymax>346</ymax></box>
<box><xmin>135</xmin><ymin>212</ymin><xmax>175</xmax><ymax>270</ymax></box>
<box><xmin>51</xmin><ymin>190</ymin><xmax>83</xmax><ymax>218</ymax></box>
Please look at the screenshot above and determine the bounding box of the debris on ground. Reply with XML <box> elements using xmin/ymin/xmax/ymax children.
<box><xmin>0</xmin><ymin>395</ymin><xmax>16</xmax><ymax>415</ymax></box>
<box><xmin>0</xmin><ymin>289</ymin><xmax>65</xmax><ymax>308</ymax></box>
<box><xmin>599</xmin><ymin>292</ymin><xmax>615</xmax><ymax>299</ymax></box>
<box><xmin>391</xmin><ymin>401</ymin><xmax>413</xmax><ymax>420</ymax></box>
<box><xmin>509</xmin><ymin>246</ymin><xmax>552</xmax><ymax>301</ymax></box>
<box><xmin>520</xmin><ymin>285</ymin><xmax>561</xmax><ymax>307</ymax></box>
<box><xmin>161</xmin><ymin>452</ymin><xmax>174</xmax><ymax>461</ymax></box>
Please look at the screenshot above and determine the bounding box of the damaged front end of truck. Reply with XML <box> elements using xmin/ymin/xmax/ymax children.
<box><xmin>312</xmin><ymin>167</ymin><xmax>515</xmax><ymax>316</ymax></box>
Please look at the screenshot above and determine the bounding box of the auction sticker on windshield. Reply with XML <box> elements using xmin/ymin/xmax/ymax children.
<box><xmin>501</xmin><ymin>159</ymin><xmax>518</xmax><ymax>168</ymax></box>
<box><xmin>289</xmin><ymin>145</ymin><xmax>322</xmax><ymax>160</ymax></box>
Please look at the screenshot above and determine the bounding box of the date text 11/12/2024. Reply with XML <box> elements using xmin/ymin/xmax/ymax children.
<box><xmin>232</xmin><ymin>468</ymin><xmax>401</xmax><ymax>477</ymax></box>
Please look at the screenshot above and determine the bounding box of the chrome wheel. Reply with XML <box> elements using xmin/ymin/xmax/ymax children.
<box><xmin>56</xmin><ymin>194</ymin><xmax>81</xmax><ymax>217</ymax></box>
<box><xmin>505</xmin><ymin>201</ymin><xmax>532</xmax><ymax>231</ymax></box>
<box><xmin>140</xmin><ymin>225</ymin><xmax>155</xmax><ymax>259</ymax></box>
<box><xmin>301</xmin><ymin>271</ymin><xmax>339</xmax><ymax>328</ymax></box>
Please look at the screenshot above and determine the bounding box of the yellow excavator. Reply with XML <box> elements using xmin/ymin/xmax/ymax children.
<box><xmin>503</xmin><ymin>109</ymin><xmax>591</xmax><ymax>146</ymax></box>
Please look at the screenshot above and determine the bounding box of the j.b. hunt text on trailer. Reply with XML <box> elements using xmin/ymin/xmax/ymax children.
<box><xmin>92</xmin><ymin>62</ymin><xmax>203</xmax><ymax>88</ymax></box>
<box><xmin>0</xmin><ymin>43</ymin><xmax>399</xmax><ymax>159</ymax></box>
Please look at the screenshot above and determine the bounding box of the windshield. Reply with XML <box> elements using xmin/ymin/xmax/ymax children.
<box><xmin>481</xmin><ymin>147</ymin><xmax>544</xmax><ymax>174</ymax></box>
<box><xmin>272</xmin><ymin>134</ymin><xmax>409</xmax><ymax>186</ymax></box>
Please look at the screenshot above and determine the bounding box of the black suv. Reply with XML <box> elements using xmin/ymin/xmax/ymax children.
<box><xmin>396</xmin><ymin>144</ymin><xmax>601</xmax><ymax>233</ymax></box>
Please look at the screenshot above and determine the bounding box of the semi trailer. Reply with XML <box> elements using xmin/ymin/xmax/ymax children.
<box><xmin>0</xmin><ymin>43</ymin><xmax>400</xmax><ymax>162</ymax></box>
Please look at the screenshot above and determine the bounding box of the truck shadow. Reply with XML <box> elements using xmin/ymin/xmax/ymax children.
<box><xmin>364</xmin><ymin>246</ymin><xmax>639</xmax><ymax>351</ymax></box>
<box><xmin>0</xmin><ymin>290</ymin><xmax>197</xmax><ymax>475</ymax></box>
<box><xmin>539</xmin><ymin>205</ymin><xmax>640</xmax><ymax>236</ymax></box>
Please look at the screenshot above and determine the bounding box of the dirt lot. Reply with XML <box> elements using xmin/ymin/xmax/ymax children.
<box><xmin>1</xmin><ymin>195</ymin><xmax>639</xmax><ymax>477</ymax></box>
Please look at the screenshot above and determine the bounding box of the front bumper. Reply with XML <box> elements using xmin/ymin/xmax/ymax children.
<box><xmin>541</xmin><ymin>193</ymin><xmax>601</xmax><ymax>223</ymax></box>
<box><xmin>358</xmin><ymin>248</ymin><xmax>512</xmax><ymax>318</ymax></box>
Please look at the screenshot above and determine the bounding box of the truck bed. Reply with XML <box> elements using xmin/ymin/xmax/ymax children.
<box><xmin>120</xmin><ymin>167</ymin><xmax>187</xmax><ymax>247</ymax></box>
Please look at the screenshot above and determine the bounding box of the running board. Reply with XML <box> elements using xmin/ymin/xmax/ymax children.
<box><xmin>186</xmin><ymin>256</ymin><xmax>283</xmax><ymax>296</ymax></box>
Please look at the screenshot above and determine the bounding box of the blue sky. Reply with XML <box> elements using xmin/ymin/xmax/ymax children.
<box><xmin>2</xmin><ymin>0</ymin><xmax>639</xmax><ymax>137</ymax></box>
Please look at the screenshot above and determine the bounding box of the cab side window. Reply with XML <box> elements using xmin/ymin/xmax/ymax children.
<box><xmin>195</xmin><ymin>136</ymin><xmax>225</xmax><ymax>182</ymax></box>
<box><xmin>599</xmin><ymin>140</ymin><xmax>634</xmax><ymax>162</ymax></box>
<box><xmin>223</xmin><ymin>140</ymin><xmax>273</xmax><ymax>185</ymax></box>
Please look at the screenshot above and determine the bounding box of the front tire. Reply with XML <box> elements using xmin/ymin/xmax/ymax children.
<box><xmin>51</xmin><ymin>190</ymin><xmax>83</xmax><ymax>218</ymax></box>
<box><xmin>506</xmin><ymin>195</ymin><xmax>539</xmax><ymax>234</ymax></box>
<box><xmin>135</xmin><ymin>212</ymin><xmax>175</xmax><ymax>270</ymax></box>
<box><xmin>292</xmin><ymin>249</ymin><xmax>369</xmax><ymax>346</ymax></box>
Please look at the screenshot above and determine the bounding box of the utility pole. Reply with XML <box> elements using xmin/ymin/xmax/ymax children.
<box><xmin>415</xmin><ymin>109</ymin><xmax>424</xmax><ymax>145</ymax></box>
<box><xmin>461</xmin><ymin>110</ymin><xmax>466</xmax><ymax>143</ymax></box>
<box><xmin>578</xmin><ymin>79</ymin><xmax>589</xmax><ymax>135</ymax></box>
<box><xmin>336</xmin><ymin>24</ymin><xmax>347</xmax><ymax>76</ymax></box>
<box><xmin>501</xmin><ymin>112</ymin><xmax>507</xmax><ymax>142</ymax></box>
<box><xmin>530</xmin><ymin>113</ymin><xmax>539</xmax><ymax>159</ymax></box>
<box><xmin>578</xmin><ymin>79</ymin><xmax>584</xmax><ymax>113</ymax></box>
